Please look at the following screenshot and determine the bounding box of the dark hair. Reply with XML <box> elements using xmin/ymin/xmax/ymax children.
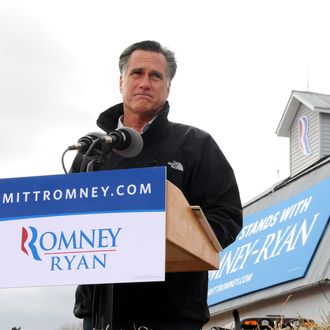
<box><xmin>119</xmin><ymin>40</ymin><xmax>177</xmax><ymax>81</ymax></box>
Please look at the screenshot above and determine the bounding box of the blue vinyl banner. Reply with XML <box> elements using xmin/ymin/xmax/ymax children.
<box><xmin>208</xmin><ymin>177</ymin><xmax>330</xmax><ymax>306</ymax></box>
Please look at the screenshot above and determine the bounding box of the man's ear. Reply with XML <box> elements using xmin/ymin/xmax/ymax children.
<box><xmin>166</xmin><ymin>83</ymin><xmax>171</xmax><ymax>98</ymax></box>
<box><xmin>119</xmin><ymin>76</ymin><xmax>123</xmax><ymax>93</ymax></box>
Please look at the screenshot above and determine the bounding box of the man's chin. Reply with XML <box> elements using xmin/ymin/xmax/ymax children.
<box><xmin>131</xmin><ymin>104</ymin><xmax>163</xmax><ymax>118</ymax></box>
<box><xmin>132</xmin><ymin>100</ymin><xmax>155</xmax><ymax>112</ymax></box>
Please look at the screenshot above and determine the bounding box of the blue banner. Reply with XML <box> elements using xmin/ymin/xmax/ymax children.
<box><xmin>0</xmin><ymin>167</ymin><xmax>166</xmax><ymax>220</ymax></box>
<box><xmin>208</xmin><ymin>177</ymin><xmax>330</xmax><ymax>306</ymax></box>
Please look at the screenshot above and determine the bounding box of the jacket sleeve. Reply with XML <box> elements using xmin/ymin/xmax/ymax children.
<box><xmin>185</xmin><ymin>133</ymin><xmax>242</xmax><ymax>249</ymax></box>
<box><xmin>73</xmin><ymin>284</ymin><xmax>94</xmax><ymax>318</ymax></box>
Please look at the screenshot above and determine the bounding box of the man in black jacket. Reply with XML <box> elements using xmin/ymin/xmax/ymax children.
<box><xmin>73</xmin><ymin>40</ymin><xmax>242</xmax><ymax>330</ymax></box>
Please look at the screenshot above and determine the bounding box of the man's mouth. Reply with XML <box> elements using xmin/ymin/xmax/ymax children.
<box><xmin>134</xmin><ymin>93</ymin><xmax>152</xmax><ymax>99</ymax></box>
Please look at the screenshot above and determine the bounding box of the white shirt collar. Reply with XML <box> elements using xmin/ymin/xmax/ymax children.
<box><xmin>117</xmin><ymin>115</ymin><xmax>156</xmax><ymax>134</ymax></box>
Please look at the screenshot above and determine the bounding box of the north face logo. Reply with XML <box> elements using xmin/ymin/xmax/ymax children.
<box><xmin>168</xmin><ymin>161</ymin><xmax>184</xmax><ymax>171</ymax></box>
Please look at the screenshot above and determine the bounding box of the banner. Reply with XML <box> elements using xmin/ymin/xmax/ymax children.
<box><xmin>208</xmin><ymin>177</ymin><xmax>330</xmax><ymax>306</ymax></box>
<box><xmin>0</xmin><ymin>167</ymin><xmax>166</xmax><ymax>288</ymax></box>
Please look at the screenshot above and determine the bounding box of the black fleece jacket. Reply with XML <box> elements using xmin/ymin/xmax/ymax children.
<box><xmin>73</xmin><ymin>102</ymin><xmax>242</xmax><ymax>324</ymax></box>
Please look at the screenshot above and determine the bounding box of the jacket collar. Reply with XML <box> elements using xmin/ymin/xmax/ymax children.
<box><xmin>96</xmin><ymin>101</ymin><xmax>170</xmax><ymax>134</ymax></box>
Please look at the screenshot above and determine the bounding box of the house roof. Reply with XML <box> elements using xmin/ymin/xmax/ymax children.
<box><xmin>276</xmin><ymin>90</ymin><xmax>330</xmax><ymax>137</ymax></box>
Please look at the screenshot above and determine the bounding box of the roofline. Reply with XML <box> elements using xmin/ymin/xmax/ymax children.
<box><xmin>243</xmin><ymin>154</ymin><xmax>330</xmax><ymax>208</ymax></box>
<box><xmin>209</xmin><ymin>279</ymin><xmax>330</xmax><ymax>317</ymax></box>
<box><xmin>276</xmin><ymin>90</ymin><xmax>330</xmax><ymax>137</ymax></box>
<box><xmin>275</xmin><ymin>91</ymin><xmax>296</xmax><ymax>137</ymax></box>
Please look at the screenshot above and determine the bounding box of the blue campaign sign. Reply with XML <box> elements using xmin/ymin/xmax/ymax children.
<box><xmin>0</xmin><ymin>166</ymin><xmax>166</xmax><ymax>220</ymax></box>
<box><xmin>208</xmin><ymin>177</ymin><xmax>330</xmax><ymax>306</ymax></box>
<box><xmin>0</xmin><ymin>166</ymin><xmax>167</xmax><ymax>288</ymax></box>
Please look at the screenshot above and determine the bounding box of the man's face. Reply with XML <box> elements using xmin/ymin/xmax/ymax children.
<box><xmin>120</xmin><ymin>50</ymin><xmax>171</xmax><ymax>120</ymax></box>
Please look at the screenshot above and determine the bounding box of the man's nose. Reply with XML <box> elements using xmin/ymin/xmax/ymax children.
<box><xmin>138</xmin><ymin>74</ymin><xmax>151</xmax><ymax>89</ymax></box>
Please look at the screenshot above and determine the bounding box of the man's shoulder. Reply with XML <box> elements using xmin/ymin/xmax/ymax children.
<box><xmin>167</xmin><ymin>120</ymin><xmax>212</xmax><ymax>140</ymax></box>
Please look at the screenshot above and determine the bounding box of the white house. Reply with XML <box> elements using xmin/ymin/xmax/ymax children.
<box><xmin>205</xmin><ymin>91</ymin><xmax>330</xmax><ymax>329</ymax></box>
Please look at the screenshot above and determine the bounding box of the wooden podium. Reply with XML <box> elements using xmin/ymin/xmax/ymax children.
<box><xmin>92</xmin><ymin>180</ymin><xmax>222</xmax><ymax>328</ymax></box>
<box><xmin>166</xmin><ymin>181</ymin><xmax>222</xmax><ymax>272</ymax></box>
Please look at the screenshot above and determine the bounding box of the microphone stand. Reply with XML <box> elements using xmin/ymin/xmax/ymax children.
<box><xmin>63</xmin><ymin>128</ymin><xmax>143</xmax><ymax>330</ymax></box>
<box><xmin>92</xmin><ymin>283</ymin><xmax>114</xmax><ymax>330</ymax></box>
<box><xmin>77</xmin><ymin>150</ymin><xmax>113</xmax><ymax>330</ymax></box>
<box><xmin>82</xmin><ymin>156</ymin><xmax>114</xmax><ymax>330</ymax></box>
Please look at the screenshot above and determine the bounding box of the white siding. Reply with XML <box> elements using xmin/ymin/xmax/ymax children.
<box><xmin>320</xmin><ymin>112</ymin><xmax>330</xmax><ymax>157</ymax></box>
<box><xmin>290</xmin><ymin>104</ymin><xmax>320</xmax><ymax>176</ymax></box>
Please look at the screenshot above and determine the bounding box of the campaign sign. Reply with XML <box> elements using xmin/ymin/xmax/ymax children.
<box><xmin>0</xmin><ymin>167</ymin><xmax>166</xmax><ymax>288</ymax></box>
<box><xmin>208</xmin><ymin>177</ymin><xmax>330</xmax><ymax>306</ymax></box>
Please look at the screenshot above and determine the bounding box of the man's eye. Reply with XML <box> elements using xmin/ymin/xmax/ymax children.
<box><xmin>151</xmin><ymin>73</ymin><xmax>162</xmax><ymax>79</ymax></box>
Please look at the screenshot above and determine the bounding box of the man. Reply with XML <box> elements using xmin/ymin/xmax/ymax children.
<box><xmin>73</xmin><ymin>40</ymin><xmax>242</xmax><ymax>330</ymax></box>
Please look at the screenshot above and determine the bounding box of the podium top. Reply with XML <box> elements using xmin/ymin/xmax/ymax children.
<box><xmin>165</xmin><ymin>181</ymin><xmax>222</xmax><ymax>272</ymax></box>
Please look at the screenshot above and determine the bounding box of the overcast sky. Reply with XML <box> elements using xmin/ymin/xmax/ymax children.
<box><xmin>1</xmin><ymin>0</ymin><xmax>330</xmax><ymax>329</ymax></box>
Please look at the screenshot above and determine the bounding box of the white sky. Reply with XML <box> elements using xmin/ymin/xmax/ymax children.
<box><xmin>1</xmin><ymin>0</ymin><xmax>330</xmax><ymax>329</ymax></box>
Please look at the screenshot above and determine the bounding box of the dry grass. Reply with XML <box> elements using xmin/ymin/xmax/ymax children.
<box><xmin>269</xmin><ymin>314</ymin><xmax>330</xmax><ymax>330</ymax></box>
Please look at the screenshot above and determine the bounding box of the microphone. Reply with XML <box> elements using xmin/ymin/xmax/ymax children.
<box><xmin>104</xmin><ymin>127</ymin><xmax>143</xmax><ymax>158</ymax></box>
<box><xmin>68</xmin><ymin>132</ymin><xmax>106</xmax><ymax>152</ymax></box>
<box><xmin>68</xmin><ymin>128</ymin><xmax>143</xmax><ymax>158</ymax></box>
